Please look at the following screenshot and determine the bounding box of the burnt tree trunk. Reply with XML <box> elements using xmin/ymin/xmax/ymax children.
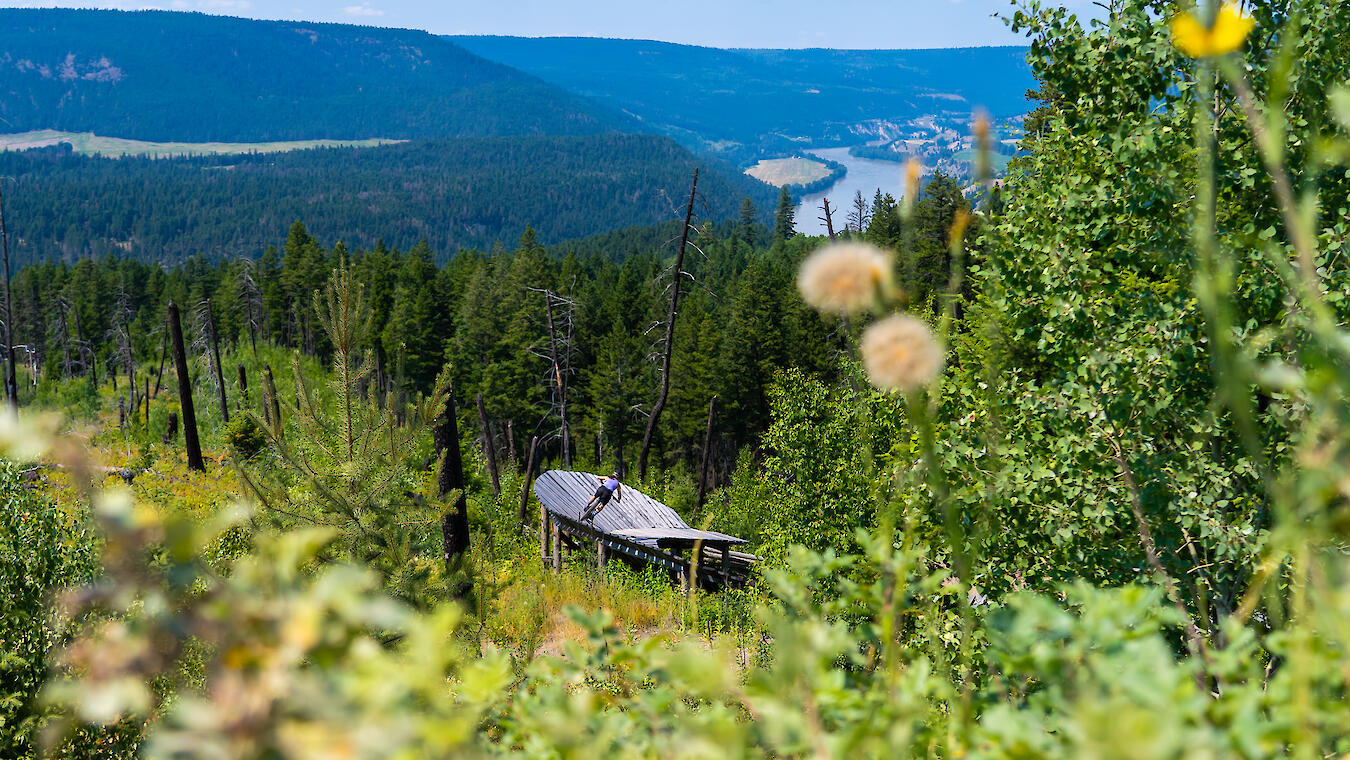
<box><xmin>71</xmin><ymin>308</ymin><xmax>96</xmax><ymax>387</ymax></box>
<box><xmin>263</xmin><ymin>364</ymin><xmax>282</xmax><ymax>437</ymax></box>
<box><xmin>639</xmin><ymin>167</ymin><xmax>698</xmax><ymax>480</ymax></box>
<box><xmin>164</xmin><ymin>411</ymin><xmax>178</xmax><ymax>443</ymax></box>
<box><xmin>236</xmin><ymin>364</ymin><xmax>248</xmax><ymax>409</ymax></box>
<box><xmin>151</xmin><ymin>322</ymin><xmax>167</xmax><ymax>399</ymax></box>
<box><xmin>506</xmin><ymin>420</ymin><xmax>516</xmax><ymax>468</ymax></box>
<box><xmin>518</xmin><ymin>435</ymin><xmax>540</xmax><ymax>524</ymax></box>
<box><xmin>435</xmin><ymin>387</ymin><xmax>471</xmax><ymax>592</ymax></box>
<box><xmin>696</xmin><ymin>395</ymin><xmax>718</xmax><ymax>509</ymax></box>
<box><xmin>168</xmin><ymin>301</ymin><xmax>204</xmax><ymax>471</ymax></box>
<box><xmin>205</xmin><ymin>299</ymin><xmax>229</xmax><ymax>423</ymax></box>
<box><xmin>476</xmin><ymin>393</ymin><xmax>500</xmax><ymax>499</ymax></box>
<box><xmin>0</xmin><ymin>187</ymin><xmax>17</xmax><ymax>409</ymax></box>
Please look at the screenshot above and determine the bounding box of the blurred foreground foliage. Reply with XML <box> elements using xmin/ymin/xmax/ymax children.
<box><xmin>4</xmin><ymin>0</ymin><xmax>1350</xmax><ymax>757</ymax></box>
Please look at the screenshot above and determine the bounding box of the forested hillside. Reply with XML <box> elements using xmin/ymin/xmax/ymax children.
<box><xmin>6</xmin><ymin>174</ymin><xmax>967</xmax><ymax>484</ymax></box>
<box><xmin>453</xmin><ymin>36</ymin><xmax>1034</xmax><ymax>159</ymax></box>
<box><xmin>0</xmin><ymin>8</ymin><xmax>626</xmax><ymax>141</ymax></box>
<box><xmin>0</xmin><ymin>135</ymin><xmax>776</xmax><ymax>264</ymax></box>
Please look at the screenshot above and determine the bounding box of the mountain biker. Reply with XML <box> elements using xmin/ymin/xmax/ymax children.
<box><xmin>582</xmin><ymin>472</ymin><xmax>622</xmax><ymax>521</ymax></box>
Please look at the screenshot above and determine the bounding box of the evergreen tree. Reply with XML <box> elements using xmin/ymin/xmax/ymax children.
<box><xmin>737</xmin><ymin>197</ymin><xmax>759</xmax><ymax>248</ymax></box>
<box><xmin>772</xmin><ymin>187</ymin><xmax>796</xmax><ymax>243</ymax></box>
<box><xmin>239</xmin><ymin>263</ymin><xmax>453</xmax><ymax>607</ymax></box>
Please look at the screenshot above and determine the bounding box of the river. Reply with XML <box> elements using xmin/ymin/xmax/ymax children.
<box><xmin>792</xmin><ymin>146</ymin><xmax>907</xmax><ymax>236</ymax></box>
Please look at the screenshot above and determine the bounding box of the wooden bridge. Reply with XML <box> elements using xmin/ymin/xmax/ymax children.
<box><xmin>532</xmin><ymin>470</ymin><xmax>759</xmax><ymax>590</ymax></box>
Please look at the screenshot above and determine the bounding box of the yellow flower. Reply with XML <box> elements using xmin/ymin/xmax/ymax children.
<box><xmin>861</xmin><ymin>314</ymin><xmax>944</xmax><ymax>392</ymax></box>
<box><xmin>1171</xmin><ymin>3</ymin><xmax>1254</xmax><ymax>58</ymax></box>
<box><xmin>798</xmin><ymin>241</ymin><xmax>894</xmax><ymax>315</ymax></box>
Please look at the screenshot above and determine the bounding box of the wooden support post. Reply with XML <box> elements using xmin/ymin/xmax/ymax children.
<box><xmin>540</xmin><ymin>504</ymin><xmax>549</xmax><ymax>566</ymax></box>
<box><xmin>551</xmin><ymin>519</ymin><xmax>561</xmax><ymax>574</ymax></box>
<box><xmin>168</xmin><ymin>301</ymin><xmax>205</xmax><ymax>472</ymax></box>
<box><xmin>688</xmin><ymin>543</ymin><xmax>700</xmax><ymax>597</ymax></box>
<box><xmin>721</xmin><ymin>543</ymin><xmax>731</xmax><ymax>589</ymax></box>
<box><xmin>596</xmin><ymin>539</ymin><xmax>607</xmax><ymax>570</ymax></box>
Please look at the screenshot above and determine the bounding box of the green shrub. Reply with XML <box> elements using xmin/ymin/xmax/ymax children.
<box><xmin>224</xmin><ymin>415</ymin><xmax>266</xmax><ymax>460</ymax></box>
<box><xmin>0</xmin><ymin>464</ymin><xmax>95</xmax><ymax>757</ymax></box>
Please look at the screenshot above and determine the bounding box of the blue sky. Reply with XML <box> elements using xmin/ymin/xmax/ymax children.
<box><xmin>0</xmin><ymin>0</ymin><xmax>1099</xmax><ymax>48</ymax></box>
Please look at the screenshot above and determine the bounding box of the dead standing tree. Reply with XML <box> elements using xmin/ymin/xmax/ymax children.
<box><xmin>476</xmin><ymin>393</ymin><xmax>500</xmax><ymax>499</ymax></box>
<box><xmin>638</xmin><ymin>167</ymin><xmax>698</xmax><ymax>480</ymax></box>
<box><xmin>819</xmin><ymin>197</ymin><xmax>837</xmax><ymax>240</ymax></box>
<box><xmin>47</xmin><ymin>298</ymin><xmax>75</xmax><ymax>380</ymax></box>
<box><xmin>192</xmin><ymin>299</ymin><xmax>229</xmax><ymax>424</ymax></box>
<box><xmin>151</xmin><ymin>317</ymin><xmax>168</xmax><ymax>398</ymax></box>
<box><xmin>168</xmin><ymin>301</ymin><xmax>205</xmax><ymax>472</ymax></box>
<box><xmin>435</xmin><ymin>382</ymin><xmax>472</xmax><ymax>597</ymax></box>
<box><xmin>527</xmin><ymin>285</ymin><xmax>579</xmax><ymax>469</ymax></box>
<box><xmin>237</xmin><ymin>259</ymin><xmax>265</xmax><ymax>359</ymax></box>
<box><xmin>108</xmin><ymin>287</ymin><xmax>137</xmax><ymax>419</ymax></box>
<box><xmin>696</xmin><ymin>394</ymin><xmax>718</xmax><ymax>509</ymax></box>
<box><xmin>69</xmin><ymin>303</ymin><xmax>96</xmax><ymax>387</ymax></box>
<box><xmin>0</xmin><ymin>182</ymin><xmax>18</xmax><ymax>408</ymax></box>
<box><xmin>848</xmin><ymin>189</ymin><xmax>872</xmax><ymax>233</ymax></box>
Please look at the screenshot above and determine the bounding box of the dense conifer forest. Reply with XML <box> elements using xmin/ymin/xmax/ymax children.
<box><xmin>7</xmin><ymin>178</ymin><xmax>969</xmax><ymax>488</ymax></box>
<box><xmin>0</xmin><ymin>136</ymin><xmax>776</xmax><ymax>264</ymax></box>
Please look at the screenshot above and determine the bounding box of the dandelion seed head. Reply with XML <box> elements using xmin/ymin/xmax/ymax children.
<box><xmin>798</xmin><ymin>241</ymin><xmax>893</xmax><ymax>315</ymax></box>
<box><xmin>973</xmin><ymin>112</ymin><xmax>991</xmax><ymax>144</ymax></box>
<box><xmin>904</xmin><ymin>157</ymin><xmax>923</xmax><ymax>202</ymax></box>
<box><xmin>861</xmin><ymin>314</ymin><xmax>943</xmax><ymax>392</ymax></box>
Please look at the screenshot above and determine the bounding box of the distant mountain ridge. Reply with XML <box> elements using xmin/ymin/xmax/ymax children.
<box><xmin>451</xmin><ymin>36</ymin><xmax>1035</xmax><ymax>161</ymax></box>
<box><xmin>0</xmin><ymin>8</ymin><xmax>629</xmax><ymax>142</ymax></box>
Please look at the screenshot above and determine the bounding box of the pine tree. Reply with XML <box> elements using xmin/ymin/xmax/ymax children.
<box><xmin>772</xmin><ymin>187</ymin><xmax>796</xmax><ymax>243</ymax></box>
<box><xmin>738</xmin><ymin>197</ymin><xmax>759</xmax><ymax>248</ymax></box>
<box><xmin>238</xmin><ymin>263</ymin><xmax>454</xmax><ymax>607</ymax></box>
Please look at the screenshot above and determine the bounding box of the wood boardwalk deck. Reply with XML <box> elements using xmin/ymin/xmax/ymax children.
<box><xmin>532</xmin><ymin>469</ymin><xmax>757</xmax><ymax>589</ymax></box>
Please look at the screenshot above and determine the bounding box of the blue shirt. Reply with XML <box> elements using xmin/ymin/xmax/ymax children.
<box><xmin>603</xmin><ymin>477</ymin><xmax>620</xmax><ymax>492</ymax></box>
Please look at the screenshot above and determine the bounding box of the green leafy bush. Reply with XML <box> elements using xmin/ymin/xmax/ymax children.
<box><xmin>224</xmin><ymin>416</ymin><xmax>266</xmax><ymax>460</ymax></box>
<box><xmin>0</xmin><ymin>463</ymin><xmax>95</xmax><ymax>757</ymax></box>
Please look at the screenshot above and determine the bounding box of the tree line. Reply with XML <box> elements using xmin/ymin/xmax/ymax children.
<box><xmin>4</xmin><ymin>178</ymin><xmax>973</xmax><ymax>491</ymax></box>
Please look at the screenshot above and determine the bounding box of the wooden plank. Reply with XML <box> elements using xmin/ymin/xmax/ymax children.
<box><xmin>613</xmin><ymin>527</ymin><xmax>746</xmax><ymax>544</ymax></box>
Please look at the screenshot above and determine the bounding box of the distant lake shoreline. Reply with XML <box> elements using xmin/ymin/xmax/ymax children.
<box><xmin>794</xmin><ymin>146</ymin><xmax>905</xmax><ymax>236</ymax></box>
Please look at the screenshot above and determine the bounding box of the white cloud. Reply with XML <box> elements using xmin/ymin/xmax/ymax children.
<box><xmin>342</xmin><ymin>2</ymin><xmax>382</xmax><ymax>16</ymax></box>
<box><xmin>200</xmin><ymin>0</ymin><xmax>252</xmax><ymax>9</ymax></box>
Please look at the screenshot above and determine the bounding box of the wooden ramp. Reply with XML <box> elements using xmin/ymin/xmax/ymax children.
<box><xmin>532</xmin><ymin>470</ymin><xmax>758</xmax><ymax>589</ymax></box>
